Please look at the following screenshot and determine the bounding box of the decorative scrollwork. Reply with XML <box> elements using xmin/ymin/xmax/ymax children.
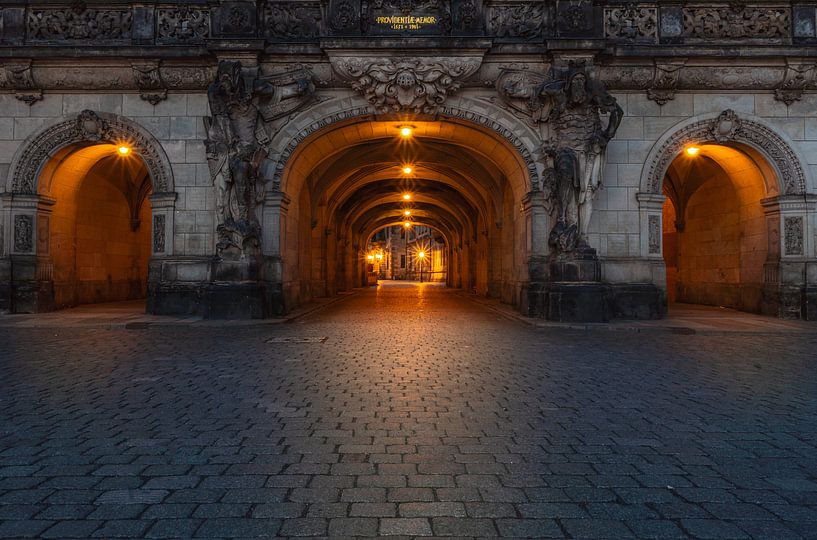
<box><xmin>332</xmin><ymin>56</ymin><xmax>481</xmax><ymax>114</ymax></box>
<box><xmin>486</xmin><ymin>3</ymin><xmax>544</xmax><ymax>40</ymax></box>
<box><xmin>682</xmin><ymin>6</ymin><xmax>790</xmax><ymax>40</ymax></box>
<box><xmin>27</xmin><ymin>7</ymin><xmax>132</xmax><ymax>41</ymax></box>
<box><xmin>9</xmin><ymin>110</ymin><xmax>173</xmax><ymax>194</ymax></box>
<box><xmin>156</xmin><ymin>7</ymin><xmax>211</xmax><ymax>43</ymax></box>
<box><xmin>604</xmin><ymin>5</ymin><xmax>657</xmax><ymax>42</ymax></box>
<box><xmin>262</xmin><ymin>2</ymin><xmax>322</xmax><ymax>40</ymax></box>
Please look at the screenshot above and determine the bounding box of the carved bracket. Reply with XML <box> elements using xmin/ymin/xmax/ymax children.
<box><xmin>331</xmin><ymin>56</ymin><xmax>481</xmax><ymax>114</ymax></box>
<box><xmin>0</xmin><ymin>61</ymin><xmax>43</xmax><ymax>105</ymax></box>
<box><xmin>774</xmin><ymin>60</ymin><xmax>817</xmax><ymax>106</ymax></box>
<box><xmin>132</xmin><ymin>61</ymin><xmax>168</xmax><ymax>105</ymax></box>
<box><xmin>647</xmin><ymin>59</ymin><xmax>686</xmax><ymax>106</ymax></box>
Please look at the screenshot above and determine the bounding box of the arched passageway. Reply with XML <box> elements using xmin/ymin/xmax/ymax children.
<box><xmin>39</xmin><ymin>143</ymin><xmax>153</xmax><ymax>309</ymax></box>
<box><xmin>278</xmin><ymin>118</ymin><xmax>533</xmax><ymax>311</ymax></box>
<box><xmin>366</xmin><ymin>224</ymin><xmax>448</xmax><ymax>284</ymax></box>
<box><xmin>662</xmin><ymin>144</ymin><xmax>771</xmax><ymax>313</ymax></box>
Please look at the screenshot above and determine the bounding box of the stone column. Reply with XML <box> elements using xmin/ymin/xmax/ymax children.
<box><xmin>761</xmin><ymin>194</ymin><xmax>817</xmax><ymax>319</ymax></box>
<box><xmin>261</xmin><ymin>191</ymin><xmax>290</xmax><ymax>315</ymax></box>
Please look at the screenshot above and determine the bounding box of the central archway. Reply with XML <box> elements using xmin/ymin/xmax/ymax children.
<box><xmin>275</xmin><ymin>114</ymin><xmax>536</xmax><ymax>311</ymax></box>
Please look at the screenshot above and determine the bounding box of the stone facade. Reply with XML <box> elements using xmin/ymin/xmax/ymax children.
<box><xmin>0</xmin><ymin>1</ymin><xmax>815</xmax><ymax>321</ymax></box>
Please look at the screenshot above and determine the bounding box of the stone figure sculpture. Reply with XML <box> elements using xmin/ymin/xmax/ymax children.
<box><xmin>205</xmin><ymin>60</ymin><xmax>314</xmax><ymax>259</ymax></box>
<box><xmin>500</xmin><ymin>64</ymin><xmax>622</xmax><ymax>253</ymax></box>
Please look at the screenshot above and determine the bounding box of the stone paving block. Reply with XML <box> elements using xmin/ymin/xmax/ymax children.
<box><xmin>145</xmin><ymin>518</ymin><xmax>203</xmax><ymax>538</ymax></box>
<box><xmin>350</xmin><ymin>502</ymin><xmax>397</xmax><ymax>517</ymax></box>
<box><xmin>91</xmin><ymin>519</ymin><xmax>151</xmax><ymax>538</ymax></box>
<box><xmin>278</xmin><ymin>517</ymin><xmax>328</xmax><ymax>536</ymax></box>
<box><xmin>40</xmin><ymin>519</ymin><xmax>102</xmax><ymax>538</ymax></box>
<box><xmin>561</xmin><ymin>518</ymin><xmax>636</xmax><ymax>538</ymax></box>
<box><xmin>680</xmin><ymin>518</ymin><xmax>751</xmax><ymax>539</ymax></box>
<box><xmin>327</xmin><ymin>517</ymin><xmax>379</xmax><ymax>536</ymax></box>
<box><xmin>0</xmin><ymin>519</ymin><xmax>54</xmax><ymax>538</ymax></box>
<box><xmin>431</xmin><ymin>517</ymin><xmax>497</xmax><ymax>536</ymax></box>
<box><xmin>495</xmin><ymin>518</ymin><xmax>563</xmax><ymax>537</ymax></box>
<box><xmin>626</xmin><ymin>519</ymin><xmax>688</xmax><ymax>539</ymax></box>
<box><xmin>380</xmin><ymin>517</ymin><xmax>433</xmax><ymax>536</ymax></box>
<box><xmin>399</xmin><ymin>502</ymin><xmax>467</xmax><ymax>517</ymax></box>
<box><xmin>194</xmin><ymin>517</ymin><xmax>282</xmax><ymax>537</ymax></box>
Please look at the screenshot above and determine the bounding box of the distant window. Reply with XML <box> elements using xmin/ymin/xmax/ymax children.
<box><xmin>400</xmin><ymin>255</ymin><xmax>406</xmax><ymax>268</ymax></box>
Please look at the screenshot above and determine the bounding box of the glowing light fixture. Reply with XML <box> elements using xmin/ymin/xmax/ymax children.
<box><xmin>403</xmin><ymin>210</ymin><xmax>411</xmax><ymax>217</ymax></box>
<box><xmin>402</xmin><ymin>193</ymin><xmax>412</xmax><ymax>201</ymax></box>
<box><xmin>404</xmin><ymin>221</ymin><xmax>412</xmax><ymax>228</ymax></box>
<box><xmin>117</xmin><ymin>145</ymin><xmax>131</xmax><ymax>155</ymax></box>
<box><xmin>686</xmin><ymin>146</ymin><xmax>700</xmax><ymax>156</ymax></box>
<box><xmin>402</xmin><ymin>166</ymin><xmax>413</xmax><ymax>174</ymax></box>
<box><xmin>367</xmin><ymin>254</ymin><xmax>374</xmax><ymax>261</ymax></box>
<box><xmin>399</xmin><ymin>126</ymin><xmax>413</xmax><ymax>138</ymax></box>
<box><xmin>375</xmin><ymin>252</ymin><xmax>383</xmax><ymax>260</ymax></box>
<box><xmin>417</xmin><ymin>251</ymin><xmax>425</xmax><ymax>259</ymax></box>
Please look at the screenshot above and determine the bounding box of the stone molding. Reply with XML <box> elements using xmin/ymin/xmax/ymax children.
<box><xmin>7</xmin><ymin>110</ymin><xmax>174</xmax><ymax>195</ymax></box>
<box><xmin>641</xmin><ymin>110</ymin><xmax>809</xmax><ymax>196</ymax></box>
<box><xmin>0</xmin><ymin>60</ymin><xmax>42</xmax><ymax>105</ymax></box>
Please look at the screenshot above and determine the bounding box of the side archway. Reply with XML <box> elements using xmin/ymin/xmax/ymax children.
<box><xmin>1</xmin><ymin>110</ymin><xmax>177</xmax><ymax>313</ymax></box>
<box><xmin>638</xmin><ymin>110</ymin><xmax>816</xmax><ymax>319</ymax></box>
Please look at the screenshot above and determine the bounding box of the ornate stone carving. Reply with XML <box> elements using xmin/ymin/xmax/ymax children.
<box><xmin>205</xmin><ymin>60</ymin><xmax>314</xmax><ymax>259</ymax></box>
<box><xmin>262</xmin><ymin>2</ymin><xmax>322</xmax><ymax>40</ymax></box>
<box><xmin>329</xmin><ymin>0</ymin><xmax>360</xmax><ymax>32</ymax></box>
<box><xmin>556</xmin><ymin>0</ymin><xmax>591</xmax><ymax>35</ymax></box>
<box><xmin>645</xmin><ymin>110</ymin><xmax>807</xmax><ymax>195</ymax></box>
<box><xmin>27</xmin><ymin>7</ymin><xmax>133</xmax><ymax>41</ymax></box>
<box><xmin>156</xmin><ymin>7</ymin><xmax>211</xmax><ymax>43</ymax></box>
<box><xmin>784</xmin><ymin>216</ymin><xmax>804</xmax><ymax>256</ymax></box>
<box><xmin>647</xmin><ymin>60</ymin><xmax>685</xmax><ymax>105</ymax></box>
<box><xmin>648</xmin><ymin>214</ymin><xmax>661</xmax><ymax>254</ymax></box>
<box><xmin>10</xmin><ymin>110</ymin><xmax>173</xmax><ymax>194</ymax></box>
<box><xmin>709</xmin><ymin>109</ymin><xmax>741</xmax><ymax>142</ymax></box>
<box><xmin>0</xmin><ymin>61</ymin><xmax>43</xmax><ymax>105</ymax></box>
<box><xmin>132</xmin><ymin>62</ymin><xmax>167</xmax><ymax>105</ymax></box>
<box><xmin>682</xmin><ymin>6</ymin><xmax>790</xmax><ymax>40</ymax></box>
<box><xmin>604</xmin><ymin>5</ymin><xmax>657</xmax><ymax>42</ymax></box>
<box><xmin>14</xmin><ymin>215</ymin><xmax>33</xmax><ymax>253</ymax></box>
<box><xmin>774</xmin><ymin>61</ymin><xmax>816</xmax><ymax>106</ymax></box>
<box><xmin>486</xmin><ymin>3</ymin><xmax>544</xmax><ymax>40</ymax></box>
<box><xmin>501</xmin><ymin>64</ymin><xmax>623</xmax><ymax>252</ymax></box>
<box><xmin>153</xmin><ymin>214</ymin><xmax>166</xmax><ymax>254</ymax></box>
<box><xmin>332</xmin><ymin>57</ymin><xmax>480</xmax><ymax>114</ymax></box>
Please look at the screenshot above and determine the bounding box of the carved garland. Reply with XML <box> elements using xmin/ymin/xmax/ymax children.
<box><xmin>645</xmin><ymin>110</ymin><xmax>806</xmax><ymax>195</ymax></box>
<box><xmin>271</xmin><ymin>105</ymin><xmax>540</xmax><ymax>192</ymax></box>
<box><xmin>10</xmin><ymin>110</ymin><xmax>173</xmax><ymax>194</ymax></box>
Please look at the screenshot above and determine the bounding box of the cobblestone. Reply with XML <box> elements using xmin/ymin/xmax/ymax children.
<box><xmin>1</xmin><ymin>283</ymin><xmax>816</xmax><ymax>538</ymax></box>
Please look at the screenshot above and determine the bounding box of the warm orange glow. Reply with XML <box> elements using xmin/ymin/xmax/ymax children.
<box><xmin>117</xmin><ymin>145</ymin><xmax>130</xmax><ymax>155</ymax></box>
<box><xmin>403</xmin><ymin>210</ymin><xmax>411</xmax><ymax>216</ymax></box>
<box><xmin>367</xmin><ymin>254</ymin><xmax>374</xmax><ymax>261</ymax></box>
<box><xmin>417</xmin><ymin>251</ymin><xmax>425</xmax><ymax>259</ymax></box>
<box><xmin>399</xmin><ymin>126</ymin><xmax>413</xmax><ymax>138</ymax></box>
<box><xmin>403</xmin><ymin>221</ymin><xmax>412</xmax><ymax>228</ymax></box>
<box><xmin>375</xmin><ymin>252</ymin><xmax>383</xmax><ymax>260</ymax></box>
<box><xmin>686</xmin><ymin>146</ymin><xmax>700</xmax><ymax>156</ymax></box>
<box><xmin>402</xmin><ymin>193</ymin><xmax>412</xmax><ymax>200</ymax></box>
<box><xmin>402</xmin><ymin>166</ymin><xmax>413</xmax><ymax>174</ymax></box>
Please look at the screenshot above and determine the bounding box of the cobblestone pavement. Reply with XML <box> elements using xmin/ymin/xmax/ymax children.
<box><xmin>1</xmin><ymin>282</ymin><xmax>816</xmax><ymax>539</ymax></box>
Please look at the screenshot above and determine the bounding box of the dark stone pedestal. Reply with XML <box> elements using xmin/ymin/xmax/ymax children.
<box><xmin>803</xmin><ymin>287</ymin><xmax>817</xmax><ymax>321</ymax></box>
<box><xmin>10</xmin><ymin>280</ymin><xmax>54</xmax><ymax>314</ymax></box>
<box><xmin>541</xmin><ymin>282</ymin><xmax>610</xmax><ymax>322</ymax></box>
<box><xmin>549</xmin><ymin>251</ymin><xmax>600</xmax><ymax>282</ymax></box>
<box><xmin>202</xmin><ymin>283</ymin><xmax>266</xmax><ymax>319</ymax></box>
<box><xmin>609</xmin><ymin>283</ymin><xmax>666</xmax><ymax>320</ymax></box>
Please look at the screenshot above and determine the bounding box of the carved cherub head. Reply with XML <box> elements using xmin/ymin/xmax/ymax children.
<box><xmin>567</xmin><ymin>71</ymin><xmax>588</xmax><ymax>105</ymax></box>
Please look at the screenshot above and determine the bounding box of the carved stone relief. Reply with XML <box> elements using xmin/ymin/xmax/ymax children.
<box><xmin>784</xmin><ymin>216</ymin><xmax>804</xmax><ymax>256</ymax></box>
<box><xmin>682</xmin><ymin>6</ymin><xmax>790</xmax><ymax>40</ymax></box>
<box><xmin>13</xmin><ymin>214</ymin><xmax>33</xmax><ymax>253</ymax></box>
<box><xmin>774</xmin><ymin>61</ymin><xmax>816</xmax><ymax>106</ymax></box>
<box><xmin>647</xmin><ymin>60</ymin><xmax>685</xmax><ymax>105</ymax></box>
<box><xmin>132</xmin><ymin>62</ymin><xmax>167</xmax><ymax>105</ymax></box>
<box><xmin>604</xmin><ymin>5</ymin><xmax>657</xmax><ymax>42</ymax></box>
<box><xmin>156</xmin><ymin>7</ymin><xmax>211</xmax><ymax>43</ymax></box>
<box><xmin>646</xmin><ymin>110</ymin><xmax>807</xmax><ymax>195</ymax></box>
<box><xmin>262</xmin><ymin>2</ymin><xmax>322</xmax><ymax>40</ymax></box>
<box><xmin>11</xmin><ymin>110</ymin><xmax>172</xmax><ymax>194</ymax></box>
<box><xmin>332</xmin><ymin>57</ymin><xmax>481</xmax><ymax>114</ymax></box>
<box><xmin>153</xmin><ymin>214</ymin><xmax>166</xmax><ymax>254</ymax></box>
<box><xmin>486</xmin><ymin>3</ymin><xmax>544</xmax><ymax>40</ymax></box>
<box><xmin>648</xmin><ymin>215</ymin><xmax>661</xmax><ymax>254</ymax></box>
<box><xmin>0</xmin><ymin>61</ymin><xmax>42</xmax><ymax>105</ymax></box>
<box><xmin>27</xmin><ymin>7</ymin><xmax>133</xmax><ymax>41</ymax></box>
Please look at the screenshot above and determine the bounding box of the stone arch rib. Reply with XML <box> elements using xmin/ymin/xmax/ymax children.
<box><xmin>8</xmin><ymin>110</ymin><xmax>174</xmax><ymax>194</ymax></box>
<box><xmin>643</xmin><ymin>110</ymin><xmax>807</xmax><ymax>195</ymax></box>
<box><xmin>270</xmin><ymin>102</ymin><xmax>541</xmax><ymax>193</ymax></box>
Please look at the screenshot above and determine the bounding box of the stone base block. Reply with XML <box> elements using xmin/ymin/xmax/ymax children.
<box><xmin>550</xmin><ymin>256</ymin><xmax>601</xmax><ymax>282</ymax></box>
<box><xmin>147</xmin><ymin>280</ymin><xmax>286</xmax><ymax>319</ymax></box>
<box><xmin>803</xmin><ymin>287</ymin><xmax>817</xmax><ymax>321</ymax></box>
<box><xmin>10</xmin><ymin>281</ymin><xmax>55</xmax><ymax>314</ymax></box>
<box><xmin>526</xmin><ymin>282</ymin><xmax>665</xmax><ymax>322</ymax></box>
<box><xmin>609</xmin><ymin>283</ymin><xmax>666</xmax><ymax>320</ymax></box>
